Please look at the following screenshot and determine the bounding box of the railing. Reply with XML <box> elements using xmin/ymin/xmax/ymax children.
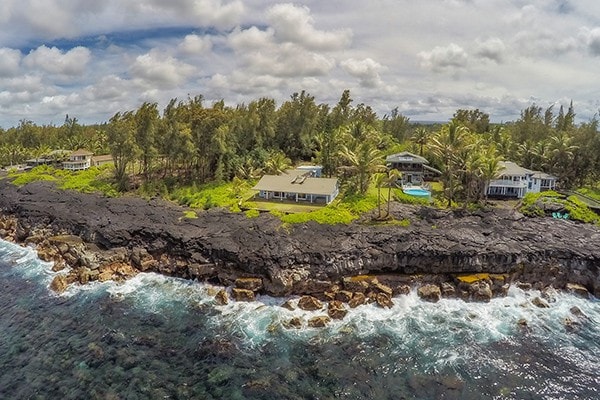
<box><xmin>488</xmin><ymin>179</ymin><xmax>527</xmax><ymax>188</ymax></box>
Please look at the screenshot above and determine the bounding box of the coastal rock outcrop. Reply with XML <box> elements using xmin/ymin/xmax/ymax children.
<box><xmin>0</xmin><ymin>180</ymin><xmax>599</xmax><ymax>299</ymax></box>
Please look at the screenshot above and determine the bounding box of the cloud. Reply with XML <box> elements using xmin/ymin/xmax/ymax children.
<box><xmin>418</xmin><ymin>43</ymin><xmax>469</xmax><ymax>72</ymax></box>
<box><xmin>178</xmin><ymin>34</ymin><xmax>212</xmax><ymax>55</ymax></box>
<box><xmin>130</xmin><ymin>49</ymin><xmax>196</xmax><ymax>89</ymax></box>
<box><xmin>227</xmin><ymin>27</ymin><xmax>336</xmax><ymax>78</ymax></box>
<box><xmin>23</xmin><ymin>45</ymin><xmax>91</xmax><ymax>76</ymax></box>
<box><xmin>474</xmin><ymin>38</ymin><xmax>506</xmax><ymax>63</ymax></box>
<box><xmin>340</xmin><ymin>58</ymin><xmax>384</xmax><ymax>88</ymax></box>
<box><xmin>0</xmin><ymin>48</ymin><xmax>22</xmax><ymax>77</ymax></box>
<box><xmin>266</xmin><ymin>3</ymin><xmax>352</xmax><ymax>50</ymax></box>
<box><xmin>580</xmin><ymin>27</ymin><xmax>600</xmax><ymax>56</ymax></box>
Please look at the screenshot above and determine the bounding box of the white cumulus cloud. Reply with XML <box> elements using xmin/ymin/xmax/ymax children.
<box><xmin>418</xmin><ymin>43</ymin><xmax>469</xmax><ymax>72</ymax></box>
<box><xmin>23</xmin><ymin>45</ymin><xmax>91</xmax><ymax>76</ymax></box>
<box><xmin>340</xmin><ymin>58</ymin><xmax>384</xmax><ymax>88</ymax></box>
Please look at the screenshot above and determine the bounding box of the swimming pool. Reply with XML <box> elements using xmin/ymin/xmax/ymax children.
<box><xmin>403</xmin><ymin>187</ymin><xmax>431</xmax><ymax>197</ymax></box>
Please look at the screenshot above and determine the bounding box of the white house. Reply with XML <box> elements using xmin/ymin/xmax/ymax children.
<box><xmin>252</xmin><ymin>169</ymin><xmax>339</xmax><ymax>204</ymax></box>
<box><xmin>63</xmin><ymin>149</ymin><xmax>93</xmax><ymax>171</ymax></box>
<box><xmin>487</xmin><ymin>161</ymin><xmax>557</xmax><ymax>199</ymax></box>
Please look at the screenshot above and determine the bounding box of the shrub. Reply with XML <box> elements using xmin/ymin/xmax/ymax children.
<box><xmin>245</xmin><ymin>209</ymin><xmax>260</xmax><ymax>218</ymax></box>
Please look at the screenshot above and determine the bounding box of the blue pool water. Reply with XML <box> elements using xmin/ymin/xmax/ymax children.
<box><xmin>403</xmin><ymin>187</ymin><xmax>431</xmax><ymax>197</ymax></box>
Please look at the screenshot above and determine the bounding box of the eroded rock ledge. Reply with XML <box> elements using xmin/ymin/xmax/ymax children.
<box><xmin>0</xmin><ymin>180</ymin><xmax>599</xmax><ymax>302</ymax></box>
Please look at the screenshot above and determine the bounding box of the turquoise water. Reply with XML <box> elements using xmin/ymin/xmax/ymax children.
<box><xmin>403</xmin><ymin>188</ymin><xmax>431</xmax><ymax>197</ymax></box>
<box><xmin>1</xmin><ymin>239</ymin><xmax>599</xmax><ymax>399</ymax></box>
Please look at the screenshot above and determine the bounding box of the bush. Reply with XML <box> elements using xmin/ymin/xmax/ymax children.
<box><xmin>245</xmin><ymin>209</ymin><xmax>260</xmax><ymax>218</ymax></box>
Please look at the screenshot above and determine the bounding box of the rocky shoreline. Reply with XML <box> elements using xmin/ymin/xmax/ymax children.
<box><xmin>0</xmin><ymin>180</ymin><xmax>599</xmax><ymax>320</ymax></box>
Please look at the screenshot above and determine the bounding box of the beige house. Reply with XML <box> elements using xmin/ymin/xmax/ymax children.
<box><xmin>252</xmin><ymin>169</ymin><xmax>339</xmax><ymax>204</ymax></box>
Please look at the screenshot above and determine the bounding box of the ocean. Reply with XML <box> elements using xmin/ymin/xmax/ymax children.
<box><xmin>0</xmin><ymin>238</ymin><xmax>598</xmax><ymax>399</ymax></box>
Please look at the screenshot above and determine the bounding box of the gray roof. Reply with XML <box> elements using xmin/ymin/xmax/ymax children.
<box><xmin>386</xmin><ymin>151</ymin><xmax>429</xmax><ymax>164</ymax></box>
<box><xmin>252</xmin><ymin>170</ymin><xmax>338</xmax><ymax>196</ymax></box>
<box><xmin>496</xmin><ymin>161</ymin><xmax>533</xmax><ymax>177</ymax></box>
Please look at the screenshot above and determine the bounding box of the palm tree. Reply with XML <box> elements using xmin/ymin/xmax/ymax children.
<box><xmin>479</xmin><ymin>146</ymin><xmax>503</xmax><ymax>201</ymax></box>
<box><xmin>264</xmin><ymin>151</ymin><xmax>291</xmax><ymax>175</ymax></box>
<box><xmin>430</xmin><ymin>121</ymin><xmax>470</xmax><ymax>207</ymax></box>
<box><xmin>411</xmin><ymin>127</ymin><xmax>429</xmax><ymax>156</ymax></box>
<box><xmin>386</xmin><ymin>169</ymin><xmax>401</xmax><ymax>216</ymax></box>
<box><xmin>372</xmin><ymin>172</ymin><xmax>387</xmax><ymax>219</ymax></box>
<box><xmin>548</xmin><ymin>132</ymin><xmax>578</xmax><ymax>186</ymax></box>
<box><xmin>340</xmin><ymin>141</ymin><xmax>385</xmax><ymax>194</ymax></box>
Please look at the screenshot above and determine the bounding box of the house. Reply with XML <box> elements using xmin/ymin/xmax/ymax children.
<box><xmin>385</xmin><ymin>151</ymin><xmax>440</xmax><ymax>186</ymax></box>
<box><xmin>63</xmin><ymin>149</ymin><xmax>93</xmax><ymax>171</ymax></box>
<box><xmin>91</xmin><ymin>154</ymin><xmax>114</xmax><ymax>167</ymax></box>
<box><xmin>252</xmin><ymin>169</ymin><xmax>339</xmax><ymax>204</ymax></box>
<box><xmin>486</xmin><ymin>161</ymin><xmax>557</xmax><ymax>199</ymax></box>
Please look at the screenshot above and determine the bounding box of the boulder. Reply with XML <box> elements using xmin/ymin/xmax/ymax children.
<box><xmin>234</xmin><ymin>277</ymin><xmax>263</xmax><ymax>292</ymax></box>
<box><xmin>441</xmin><ymin>282</ymin><xmax>456</xmax><ymax>297</ymax></box>
<box><xmin>394</xmin><ymin>284</ymin><xmax>411</xmax><ymax>296</ymax></box>
<box><xmin>231</xmin><ymin>288</ymin><xmax>255</xmax><ymax>302</ymax></box>
<box><xmin>417</xmin><ymin>284</ymin><xmax>441</xmax><ymax>302</ymax></box>
<box><xmin>281</xmin><ymin>300</ymin><xmax>295</xmax><ymax>311</ymax></box>
<box><xmin>335</xmin><ymin>290</ymin><xmax>353</xmax><ymax>303</ymax></box>
<box><xmin>327</xmin><ymin>301</ymin><xmax>348</xmax><ymax>320</ymax></box>
<box><xmin>566</xmin><ymin>283</ymin><xmax>589</xmax><ymax>298</ymax></box>
<box><xmin>214</xmin><ymin>289</ymin><xmax>228</xmax><ymax>305</ymax></box>
<box><xmin>284</xmin><ymin>317</ymin><xmax>303</xmax><ymax>329</ymax></box>
<box><xmin>471</xmin><ymin>282</ymin><xmax>493</xmax><ymax>302</ymax></box>
<box><xmin>531</xmin><ymin>296</ymin><xmax>549</xmax><ymax>308</ymax></box>
<box><xmin>376</xmin><ymin>293</ymin><xmax>394</xmax><ymax>309</ymax></box>
<box><xmin>342</xmin><ymin>276</ymin><xmax>370</xmax><ymax>293</ymax></box>
<box><xmin>297</xmin><ymin>295</ymin><xmax>323</xmax><ymax>311</ymax></box>
<box><xmin>348</xmin><ymin>292</ymin><xmax>366</xmax><ymax>308</ymax></box>
<box><xmin>372</xmin><ymin>281</ymin><xmax>393</xmax><ymax>296</ymax></box>
<box><xmin>50</xmin><ymin>275</ymin><xmax>68</xmax><ymax>293</ymax></box>
<box><xmin>308</xmin><ymin>316</ymin><xmax>331</xmax><ymax>328</ymax></box>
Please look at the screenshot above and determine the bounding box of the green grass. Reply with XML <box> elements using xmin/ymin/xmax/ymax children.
<box><xmin>169</xmin><ymin>180</ymin><xmax>255</xmax><ymax>212</ymax></box>
<box><xmin>9</xmin><ymin>165</ymin><xmax>118</xmax><ymax>197</ymax></box>
<box><xmin>519</xmin><ymin>190</ymin><xmax>600</xmax><ymax>224</ymax></box>
<box><xmin>576</xmin><ymin>186</ymin><xmax>600</xmax><ymax>202</ymax></box>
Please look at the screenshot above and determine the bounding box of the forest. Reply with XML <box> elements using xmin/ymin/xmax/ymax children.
<box><xmin>1</xmin><ymin>90</ymin><xmax>599</xmax><ymax>211</ymax></box>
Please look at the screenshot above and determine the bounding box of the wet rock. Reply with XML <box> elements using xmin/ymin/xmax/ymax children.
<box><xmin>281</xmin><ymin>300</ymin><xmax>295</xmax><ymax>311</ymax></box>
<box><xmin>297</xmin><ymin>295</ymin><xmax>323</xmax><ymax>311</ymax></box>
<box><xmin>234</xmin><ymin>277</ymin><xmax>263</xmax><ymax>292</ymax></box>
<box><xmin>531</xmin><ymin>296</ymin><xmax>549</xmax><ymax>308</ymax></box>
<box><xmin>417</xmin><ymin>284</ymin><xmax>441</xmax><ymax>302</ymax></box>
<box><xmin>517</xmin><ymin>318</ymin><xmax>528</xmax><ymax>327</ymax></box>
<box><xmin>231</xmin><ymin>288</ymin><xmax>255</xmax><ymax>302</ymax></box>
<box><xmin>348</xmin><ymin>292</ymin><xmax>366</xmax><ymax>308</ymax></box>
<box><xmin>516</xmin><ymin>282</ymin><xmax>532</xmax><ymax>290</ymax></box>
<box><xmin>471</xmin><ymin>281</ymin><xmax>493</xmax><ymax>302</ymax></box>
<box><xmin>342</xmin><ymin>276</ymin><xmax>370</xmax><ymax>293</ymax></box>
<box><xmin>566</xmin><ymin>283</ymin><xmax>589</xmax><ymax>298</ymax></box>
<box><xmin>441</xmin><ymin>282</ymin><xmax>456</xmax><ymax>297</ymax></box>
<box><xmin>51</xmin><ymin>259</ymin><xmax>66</xmax><ymax>272</ymax></box>
<box><xmin>307</xmin><ymin>315</ymin><xmax>331</xmax><ymax>328</ymax></box>
<box><xmin>394</xmin><ymin>284</ymin><xmax>411</xmax><ymax>296</ymax></box>
<box><xmin>376</xmin><ymin>293</ymin><xmax>394</xmax><ymax>309</ymax></box>
<box><xmin>335</xmin><ymin>290</ymin><xmax>353</xmax><ymax>303</ymax></box>
<box><xmin>328</xmin><ymin>300</ymin><xmax>348</xmax><ymax>320</ymax></box>
<box><xmin>214</xmin><ymin>289</ymin><xmax>228</xmax><ymax>305</ymax></box>
<box><xmin>564</xmin><ymin>317</ymin><xmax>580</xmax><ymax>332</ymax></box>
<box><xmin>570</xmin><ymin>306</ymin><xmax>585</xmax><ymax>318</ymax></box>
<box><xmin>284</xmin><ymin>317</ymin><xmax>303</xmax><ymax>329</ymax></box>
<box><xmin>50</xmin><ymin>274</ymin><xmax>68</xmax><ymax>293</ymax></box>
<box><xmin>372</xmin><ymin>280</ymin><xmax>393</xmax><ymax>297</ymax></box>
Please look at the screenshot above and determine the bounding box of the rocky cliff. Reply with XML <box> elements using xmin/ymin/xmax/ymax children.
<box><xmin>1</xmin><ymin>180</ymin><xmax>599</xmax><ymax>298</ymax></box>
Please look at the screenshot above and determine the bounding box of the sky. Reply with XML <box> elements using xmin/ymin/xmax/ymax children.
<box><xmin>1</xmin><ymin>0</ymin><xmax>600</xmax><ymax>128</ymax></box>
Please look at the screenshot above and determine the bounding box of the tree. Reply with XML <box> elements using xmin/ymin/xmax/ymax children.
<box><xmin>386</xmin><ymin>169</ymin><xmax>401</xmax><ymax>216</ymax></box>
<box><xmin>107</xmin><ymin>111</ymin><xmax>139</xmax><ymax>191</ymax></box>
<box><xmin>264</xmin><ymin>151</ymin><xmax>291</xmax><ymax>175</ymax></box>
<box><xmin>339</xmin><ymin>124</ymin><xmax>385</xmax><ymax>194</ymax></box>
<box><xmin>411</xmin><ymin>127</ymin><xmax>429</xmax><ymax>156</ymax></box>
<box><xmin>134</xmin><ymin>102</ymin><xmax>159</xmax><ymax>180</ymax></box>
<box><xmin>430</xmin><ymin>121</ymin><xmax>471</xmax><ymax>207</ymax></box>
<box><xmin>372</xmin><ymin>172</ymin><xmax>387</xmax><ymax>219</ymax></box>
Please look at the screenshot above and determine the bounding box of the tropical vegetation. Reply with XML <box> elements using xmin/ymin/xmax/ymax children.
<box><xmin>1</xmin><ymin>91</ymin><xmax>599</xmax><ymax>223</ymax></box>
